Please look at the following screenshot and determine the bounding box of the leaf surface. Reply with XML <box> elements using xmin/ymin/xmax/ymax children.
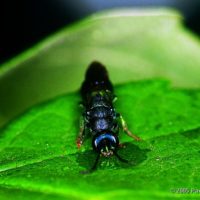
<box><xmin>1</xmin><ymin>8</ymin><xmax>200</xmax><ymax>200</ymax></box>
<box><xmin>0</xmin><ymin>80</ymin><xmax>200</xmax><ymax>200</ymax></box>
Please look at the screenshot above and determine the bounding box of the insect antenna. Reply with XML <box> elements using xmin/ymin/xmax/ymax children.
<box><xmin>113</xmin><ymin>151</ymin><xmax>129</xmax><ymax>163</ymax></box>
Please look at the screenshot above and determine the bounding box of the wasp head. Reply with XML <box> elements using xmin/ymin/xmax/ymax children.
<box><xmin>92</xmin><ymin>132</ymin><xmax>119</xmax><ymax>157</ymax></box>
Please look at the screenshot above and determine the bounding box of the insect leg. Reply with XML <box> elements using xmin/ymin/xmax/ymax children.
<box><xmin>119</xmin><ymin>114</ymin><xmax>141</xmax><ymax>141</ymax></box>
<box><xmin>76</xmin><ymin>115</ymin><xmax>85</xmax><ymax>149</ymax></box>
<box><xmin>112</xmin><ymin>95</ymin><xmax>118</xmax><ymax>103</ymax></box>
<box><xmin>118</xmin><ymin>143</ymin><xmax>126</xmax><ymax>148</ymax></box>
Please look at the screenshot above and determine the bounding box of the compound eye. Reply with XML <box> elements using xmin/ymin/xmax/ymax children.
<box><xmin>108</xmin><ymin>137</ymin><xmax>115</xmax><ymax>146</ymax></box>
<box><xmin>94</xmin><ymin>138</ymin><xmax>98</xmax><ymax>148</ymax></box>
<box><xmin>94</xmin><ymin>136</ymin><xmax>101</xmax><ymax>150</ymax></box>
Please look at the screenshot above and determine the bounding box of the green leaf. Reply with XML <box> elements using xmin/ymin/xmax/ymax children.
<box><xmin>1</xmin><ymin>79</ymin><xmax>200</xmax><ymax>200</ymax></box>
<box><xmin>1</xmin><ymin>8</ymin><xmax>200</xmax><ymax>200</ymax></box>
<box><xmin>1</xmin><ymin>8</ymin><xmax>200</xmax><ymax>127</ymax></box>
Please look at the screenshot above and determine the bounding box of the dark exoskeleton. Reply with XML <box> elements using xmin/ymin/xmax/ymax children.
<box><xmin>77</xmin><ymin>61</ymin><xmax>141</xmax><ymax>172</ymax></box>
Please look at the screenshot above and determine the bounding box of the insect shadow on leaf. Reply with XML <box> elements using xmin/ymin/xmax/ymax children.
<box><xmin>181</xmin><ymin>127</ymin><xmax>200</xmax><ymax>139</ymax></box>
<box><xmin>76</xmin><ymin>142</ymin><xmax>150</xmax><ymax>173</ymax></box>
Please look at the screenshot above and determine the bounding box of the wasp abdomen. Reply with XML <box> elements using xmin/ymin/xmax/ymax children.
<box><xmin>81</xmin><ymin>61</ymin><xmax>113</xmax><ymax>103</ymax></box>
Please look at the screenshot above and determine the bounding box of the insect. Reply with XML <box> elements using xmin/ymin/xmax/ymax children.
<box><xmin>77</xmin><ymin>61</ymin><xmax>141</xmax><ymax>172</ymax></box>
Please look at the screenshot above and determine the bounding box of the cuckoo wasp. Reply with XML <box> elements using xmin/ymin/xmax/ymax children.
<box><xmin>77</xmin><ymin>61</ymin><xmax>141</xmax><ymax>172</ymax></box>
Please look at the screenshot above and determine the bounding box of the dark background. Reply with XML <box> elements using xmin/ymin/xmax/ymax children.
<box><xmin>1</xmin><ymin>0</ymin><xmax>200</xmax><ymax>64</ymax></box>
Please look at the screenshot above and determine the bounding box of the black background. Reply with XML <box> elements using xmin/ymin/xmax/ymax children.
<box><xmin>1</xmin><ymin>0</ymin><xmax>200</xmax><ymax>64</ymax></box>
